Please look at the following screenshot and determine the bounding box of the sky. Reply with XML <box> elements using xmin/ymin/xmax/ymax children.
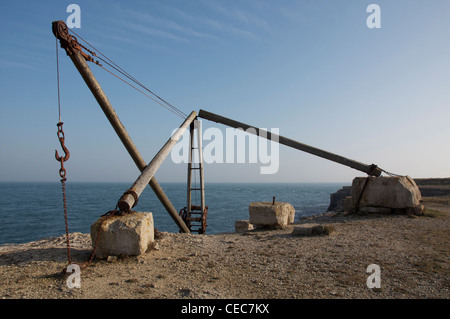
<box><xmin>0</xmin><ymin>0</ymin><xmax>449</xmax><ymax>184</ymax></box>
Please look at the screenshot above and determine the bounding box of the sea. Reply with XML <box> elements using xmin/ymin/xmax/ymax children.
<box><xmin>0</xmin><ymin>182</ymin><xmax>343</xmax><ymax>245</ymax></box>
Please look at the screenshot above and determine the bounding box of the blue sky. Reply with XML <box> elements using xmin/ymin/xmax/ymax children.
<box><xmin>0</xmin><ymin>0</ymin><xmax>449</xmax><ymax>183</ymax></box>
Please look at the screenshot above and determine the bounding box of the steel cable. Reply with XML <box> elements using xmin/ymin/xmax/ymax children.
<box><xmin>68</xmin><ymin>29</ymin><xmax>188</xmax><ymax>119</ymax></box>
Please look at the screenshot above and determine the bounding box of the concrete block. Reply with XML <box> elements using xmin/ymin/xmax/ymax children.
<box><xmin>249</xmin><ymin>202</ymin><xmax>295</xmax><ymax>227</ymax></box>
<box><xmin>91</xmin><ymin>212</ymin><xmax>154</xmax><ymax>258</ymax></box>
<box><xmin>351</xmin><ymin>176</ymin><xmax>422</xmax><ymax>210</ymax></box>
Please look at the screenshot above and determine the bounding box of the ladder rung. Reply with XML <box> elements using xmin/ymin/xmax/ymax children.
<box><xmin>187</xmin><ymin>217</ymin><xmax>202</xmax><ymax>222</ymax></box>
<box><xmin>190</xmin><ymin>188</ymin><xmax>203</xmax><ymax>191</ymax></box>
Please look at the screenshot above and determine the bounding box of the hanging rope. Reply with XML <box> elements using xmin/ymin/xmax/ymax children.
<box><xmin>55</xmin><ymin>40</ymin><xmax>72</xmax><ymax>265</ymax></box>
<box><xmin>67</xmin><ymin>28</ymin><xmax>188</xmax><ymax>119</ymax></box>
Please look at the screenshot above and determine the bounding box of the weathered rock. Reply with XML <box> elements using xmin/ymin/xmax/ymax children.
<box><xmin>311</xmin><ymin>225</ymin><xmax>324</xmax><ymax>235</ymax></box>
<box><xmin>91</xmin><ymin>212</ymin><xmax>154</xmax><ymax>258</ymax></box>
<box><xmin>350</xmin><ymin>176</ymin><xmax>422</xmax><ymax>213</ymax></box>
<box><xmin>328</xmin><ymin>186</ymin><xmax>352</xmax><ymax>212</ymax></box>
<box><xmin>323</xmin><ymin>225</ymin><xmax>336</xmax><ymax>235</ymax></box>
<box><xmin>292</xmin><ymin>224</ymin><xmax>334</xmax><ymax>236</ymax></box>
<box><xmin>358</xmin><ymin>206</ymin><xmax>392</xmax><ymax>214</ymax></box>
<box><xmin>292</xmin><ymin>224</ymin><xmax>315</xmax><ymax>236</ymax></box>
<box><xmin>235</xmin><ymin>220</ymin><xmax>254</xmax><ymax>233</ymax></box>
<box><xmin>249</xmin><ymin>202</ymin><xmax>295</xmax><ymax>228</ymax></box>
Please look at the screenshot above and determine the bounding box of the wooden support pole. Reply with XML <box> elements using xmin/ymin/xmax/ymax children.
<box><xmin>198</xmin><ymin>109</ymin><xmax>382</xmax><ymax>177</ymax></box>
<box><xmin>68</xmin><ymin>50</ymin><xmax>190</xmax><ymax>233</ymax></box>
<box><xmin>118</xmin><ymin>111</ymin><xmax>197</xmax><ymax>212</ymax></box>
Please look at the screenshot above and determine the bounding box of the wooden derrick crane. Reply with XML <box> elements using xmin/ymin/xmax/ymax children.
<box><xmin>53</xmin><ymin>20</ymin><xmax>384</xmax><ymax>237</ymax></box>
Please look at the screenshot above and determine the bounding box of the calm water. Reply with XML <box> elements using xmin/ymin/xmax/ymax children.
<box><xmin>0</xmin><ymin>182</ymin><xmax>342</xmax><ymax>245</ymax></box>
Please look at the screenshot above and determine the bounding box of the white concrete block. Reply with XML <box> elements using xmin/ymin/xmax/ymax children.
<box><xmin>90</xmin><ymin>212</ymin><xmax>154</xmax><ymax>258</ymax></box>
<box><xmin>249</xmin><ymin>202</ymin><xmax>295</xmax><ymax>227</ymax></box>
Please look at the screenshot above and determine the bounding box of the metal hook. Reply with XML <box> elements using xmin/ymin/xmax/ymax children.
<box><xmin>55</xmin><ymin>122</ymin><xmax>70</xmax><ymax>162</ymax></box>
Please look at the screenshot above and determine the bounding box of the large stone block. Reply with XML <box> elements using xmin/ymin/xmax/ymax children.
<box><xmin>351</xmin><ymin>176</ymin><xmax>422</xmax><ymax>211</ymax></box>
<box><xmin>249</xmin><ymin>202</ymin><xmax>295</xmax><ymax>227</ymax></box>
<box><xmin>91</xmin><ymin>212</ymin><xmax>154</xmax><ymax>258</ymax></box>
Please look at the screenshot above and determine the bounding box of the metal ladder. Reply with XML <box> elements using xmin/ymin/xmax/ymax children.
<box><xmin>180</xmin><ymin>119</ymin><xmax>208</xmax><ymax>234</ymax></box>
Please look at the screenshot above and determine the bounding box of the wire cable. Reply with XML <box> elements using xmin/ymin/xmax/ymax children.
<box><xmin>98</xmin><ymin>64</ymin><xmax>187</xmax><ymax>118</ymax></box>
<box><xmin>68</xmin><ymin>29</ymin><xmax>188</xmax><ymax>118</ymax></box>
<box><xmin>56</xmin><ymin>39</ymin><xmax>62</xmax><ymax>122</ymax></box>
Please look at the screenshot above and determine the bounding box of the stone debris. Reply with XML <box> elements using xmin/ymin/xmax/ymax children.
<box><xmin>292</xmin><ymin>224</ymin><xmax>335</xmax><ymax>236</ymax></box>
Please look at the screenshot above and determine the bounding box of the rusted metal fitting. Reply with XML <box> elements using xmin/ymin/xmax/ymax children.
<box><xmin>55</xmin><ymin>122</ymin><xmax>70</xmax><ymax>163</ymax></box>
<box><xmin>117</xmin><ymin>189</ymin><xmax>139</xmax><ymax>212</ymax></box>
<box><xmin>55</xmin><ymin>122</ymin><xmax>70</xmax><ymax>182</ymax></box>
<box><xmin>52</xmin><ymin>20</ymin><xmax>96</xmax><ymax>63</ymax></box>
<box><xmin>368</xmin><ymin>164</ymin><xmax>382</xmax><ymax>177</ymax></box>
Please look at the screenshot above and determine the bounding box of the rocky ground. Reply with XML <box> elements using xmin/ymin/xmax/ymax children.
<box><xmin>1</xmin><ymin>205</ymin><xmax>448</xmax><ymax>300</ymax></box>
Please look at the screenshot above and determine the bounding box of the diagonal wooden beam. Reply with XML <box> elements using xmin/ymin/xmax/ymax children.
<box><xmin>67</xmin><ymin>49</ymin><xmax>190</xmax><ymax>233</ymax></box>
<box><xmin>118</xmin><ymin>111</ymin><xmax>197</xmax><ymax>212</ymax></box>
<box><xmin>198</xmin><ymin>109</ymin><xmax>382</xmax><ymax>177</ymax></box>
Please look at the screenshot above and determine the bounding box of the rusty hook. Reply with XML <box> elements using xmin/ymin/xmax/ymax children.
<box><xmin>55</xmin><ymin>122</ymin><xmax>70</xmax><ymax>163</ymax></box>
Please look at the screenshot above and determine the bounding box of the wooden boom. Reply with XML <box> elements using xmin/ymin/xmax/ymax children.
<box><xmin>198</xmin><ymin>109</ymin><xmax>381</xmax><ymax>177</ymax></box>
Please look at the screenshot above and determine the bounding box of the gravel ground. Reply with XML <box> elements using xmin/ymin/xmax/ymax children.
<box><xmin>1</xmin><ymin>208</ymin><xmax>448</xmax><ymax>300</ymax></box>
